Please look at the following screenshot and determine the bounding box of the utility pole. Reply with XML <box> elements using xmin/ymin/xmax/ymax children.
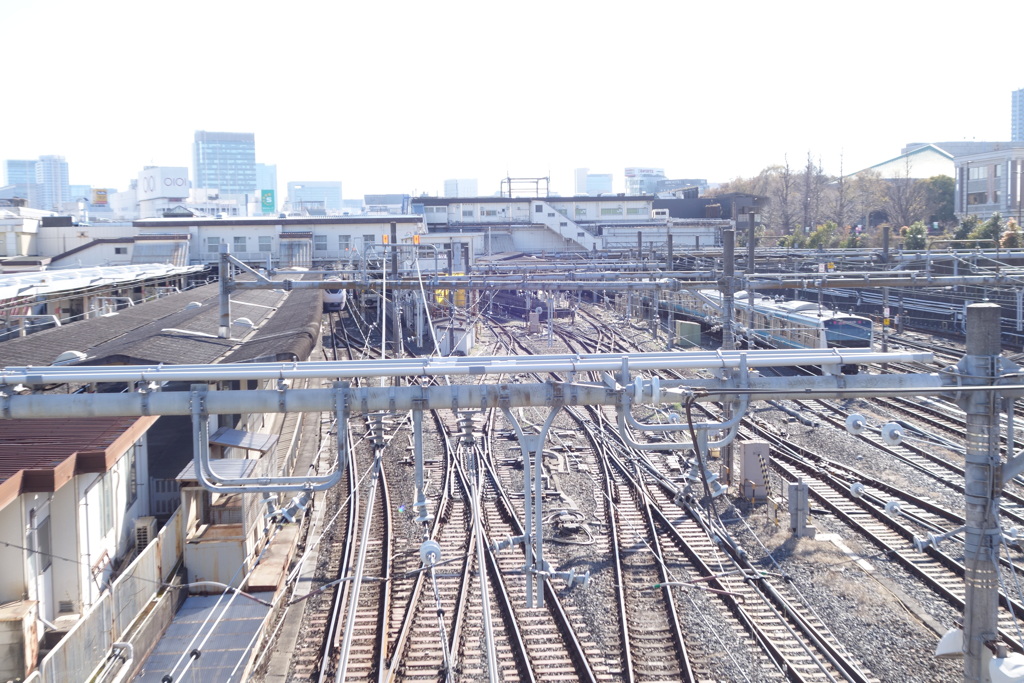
<box><xmin>390</xmin><ymin>222</ymin><xmax>402</xmax><ymax>362</ymax></box>
<box><xmin>957</xmin><ymin>303</ymin><xmax>1003</xmax><ymax>682</ymax></box>
<box><xmin>721</xmin><ymin>229</ymin><xmax>736</xmax><ymax>350</ymax></box>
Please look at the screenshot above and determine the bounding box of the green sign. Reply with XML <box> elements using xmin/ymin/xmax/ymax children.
<box><xmin>261</xmin><ymin>189</ymin><xmax>275</xmax><ymax>214</ymax></box>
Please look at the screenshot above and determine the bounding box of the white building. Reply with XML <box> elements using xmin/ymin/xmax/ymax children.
<box><xmin>574</xmin><ymin>168</ymin><xmax>613</xmax><ymax>195</ymax></box>
<box><xmin>288</xmin><ymin>181</ymin><xmax>343</xmax><ymax>214</ymax></box>
<box><xmin>0</xmin><ymin>416</ymin><xmax>155</xmax><ymax>681</ymax></box>
<box><xmin>415</xmin><ymin>195</ymin><xmax>725</xmax><ymax>253</ymax></box>
<box><xmin>134</xmin><ymin>214</ymin><xmax>426</xmax><ymax>267</ymax></box>
<box><xmin>953</xmin><ymin>145</ymin><xmax>1024</xmax><ymax>221</ymax></box>
<box><xmin>35</xmin><ymin>156</ymin><xmax>69</xmax><ymax>213</ymax></box>
<box><xmin>443</xmin><ymin>179</ymin><xmax>478</xmax><ymax>198</ymax></box>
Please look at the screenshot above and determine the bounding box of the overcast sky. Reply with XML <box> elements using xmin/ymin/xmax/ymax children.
<box><xmin>4</xmin><ymin>0</ymin><xmax>1022</xmax><ymax>199</ymax></box>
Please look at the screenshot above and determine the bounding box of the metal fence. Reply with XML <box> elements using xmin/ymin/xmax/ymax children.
<box><xmin>25</xmin><ymin>508</ymin><xmax>183</xmax><ymax>683</ymax></box>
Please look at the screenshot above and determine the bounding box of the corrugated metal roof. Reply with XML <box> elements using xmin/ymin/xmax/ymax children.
<box><xmin>176</xmin><ymin>458</ymin><xmax>258</xmax><ymax>483</ymax></box>
<box><xmin>0</xmin><ymin>416</ymin><xmax>155</xmax><ymax>510</ymax></box>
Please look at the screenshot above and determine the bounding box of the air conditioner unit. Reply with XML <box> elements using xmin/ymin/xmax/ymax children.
<box><xmin>135</xmin><ymin>516</ymin><xmax>158</xmax><ymax>551</ymax></box>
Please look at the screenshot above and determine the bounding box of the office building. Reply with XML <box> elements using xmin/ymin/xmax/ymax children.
<box><xmin>574</xmin><ymin>168</ymin><xmax>613</xmax><ymax>196</ymax></box>
<box><xmin>443</xmin><ymin>179</ymin><xmax>478</xmax><ymax>197</ymax></box>
<box><xmin>624</xmin><ymin>167</ymin><xmax>666</xmax><ymax>195</ymax></box>
<box><xmin>36</xmin><ymin>155</ymin><xmax>70</xmax><ymax>212</ymax></box>
<box><xmin>288</xmin><ymin>181</ymin><xmax>343</xmax><ymax>214</ymax></box>
<box><xmin>192</xmin><ymin>131</ymin><xmax>256</xmax><ymax>196</ymax></box>
<box><xmin>3</xmin><ymin>160</ymin><xmax>39</xmax><ymax>207</ymax></box>
<box><xmin>1014</xmin><ymin>88</ymin><xmax>1024</xmax><ymax>142</ymax></box>
<box><xmin>954</xmin><ymin>147</ymin><xmax>1024</xmax><ymax>221</ymax></box>
<box><xmin>586</xmin><ymin>174</ymin><xmax>613</xmax><ymax>195</ymax></box>
<box><xmin>4</xmin><ymin>160</ymin><xmax>36</xmax><ymax>186</ymax></box>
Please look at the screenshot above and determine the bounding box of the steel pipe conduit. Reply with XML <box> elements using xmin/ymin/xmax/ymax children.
<box><xmin>0</xmin><ymin>349</ymin><xmax>934</xmax><ymax>386</ymax></box>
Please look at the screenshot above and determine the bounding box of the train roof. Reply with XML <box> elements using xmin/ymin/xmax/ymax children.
<box><xmin>703</xmin><ymin>289</ymin><xmax>871</xmax><ymax>323</ymax></box>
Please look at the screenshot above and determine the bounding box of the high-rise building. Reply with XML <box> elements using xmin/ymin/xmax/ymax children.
<box><xmin>574</xmin><ymin>168</ymin><xmax>613</xmax><ymax>195</ymax></box>
<box><xmin>4</xmin><ymin>160</ymin><xmax>36</xmax><ymax>186</ymax></box>
<box><xmin>3</xmin><ymin>160</ymin><xmax>39</xmax><ymax>207</ymax></box>
<box><xmin>574</xmin><ymin>168</ymin><xmax>589</xmax><ymax>195</ymax></box>
<box><xmin>586</xmin><ymin>174</ymin><xmax>613</xmax><ymax>195</ymax></box>
<box><xmin>443</xmin><ymin>179</ymin><xmax>478</xmax><ymax>197</ymax></box>
<box><xmin>624</xmin><ymin>167</ymin><xmax>666</xmax><ymax>195</ymax></box>
<box><xmin>36</xmin><ymin>155</ymin><xmax>70</xmax><ymax>211</ymax></box>
<box><xmin>288</xmin><ymin>181</ymin><xmax>343</xmax><ymax>214</ymax></box>
<box><xmin>1013</xmin><ymin>88</ymin><xmax>1024</xmax><ymax>142</ymax></box>
<box><xmin>192</xmin><ymin>131</ymin><xmax>256</xmax><ymax>196</ymax></box>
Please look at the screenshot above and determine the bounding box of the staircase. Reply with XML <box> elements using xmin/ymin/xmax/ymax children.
<box><xmin>530</xmin><ymin>200</ymin><xmax>599</xmax><ymax>250</ymax></box>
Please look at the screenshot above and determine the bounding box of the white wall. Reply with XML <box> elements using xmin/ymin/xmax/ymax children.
<box><xmin>0</xmin><ymin>503</ymin><xmax>24</xmax><ymax>604</ymax></box>
<box><xmin>36</xmin><ymin>224</ymin><xmax>136</xmax><ymax>259</ymax></box>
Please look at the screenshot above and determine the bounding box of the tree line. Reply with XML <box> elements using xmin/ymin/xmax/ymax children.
<box><xmin>705</xmin><ymin>153</ymin><xmax>1023</xmax><ymax>251</ymax></box>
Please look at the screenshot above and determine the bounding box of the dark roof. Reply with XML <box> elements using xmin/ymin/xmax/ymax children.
<box><xmin>86</xmin><ymin>286</ymin><xmax>286</xmax><ymax>365</ymax></box>
<box><xmin>0</xmin><ymin>286</ymin><xmax>225</xmax><ymax>367</ymax></box>
<box><xmin>221</xmin><ymin>284</ymin><xmax>321</xmax><ymax>363</ymax></box>
<box><xmin>0</xmin><ymin>279</ymin><xmax>317</xmax><ymax>368</ymax></box>
<box><xmin>0</xmin><ymin>415</ymin><xmax>157</xmax><ymax>511</ymax></box>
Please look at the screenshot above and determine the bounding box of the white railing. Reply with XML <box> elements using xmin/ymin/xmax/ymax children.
<box><xmin>26</xmin><ymin>508</ymin><xmax>182</xmax><ymax>683</ymax></box>
<box><xmin>531</xmin><ymin>201</ymin><xmax>595</xmax><ymax>250</ymax></box>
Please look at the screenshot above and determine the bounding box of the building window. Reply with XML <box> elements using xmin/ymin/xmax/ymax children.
<box><xmin>462</xmin><ymin>209</ymin><xmax>474</xmax><ymax>217</ymax></box>
<box><xmin>338</xmin><ymin>235</ymin><xmax>351</xmax><ymax>251</ymax></box>
<box><xmin>363</xmin><ymin>234</ymin><xmax>375</xmax><ymax>246</ymax></box>
<box><xmin>968</xmin><ymin>191</ymin><xmax>989</xmax><ymax>205</ymax></box>
<box><xmin>114</xmin><ymin>247</ymin><xmax>128</xmax><ymax>255</ymax></box>
<box><xmin>125</xmin><ymin>444</ymin><xmax>139</xmax><ymax>509</ymax></box>
<box><xmin>995</xmin><ymin>164</ymin><xmax>1004</xmax><ymax>178</ymax></box>
<box><xmin>207</xmin><ymin>237</ymin><xmax>220</xmax><ymax>253</ymax></box>
<box><xmin>259</xmin><ymin>236</ymin><xmax>272</xmax><ymax>252</ymax></box>
<box><xmin>535</xmin><ymin>205</ymin><xmax>543</xmax><ymax>213</ymax></box>
<box><xmin>101</xmin><ymin>474</ymin><xmax>114</xmax><ymax>536</ymax></box>
<box><xmin>314</xmin><ymin>235</ymin><xmax>327</xmax><ymax>251</ymax></box>
<box><xmin>482</xmin><ymin>209</ymin><xmax>498</xmax><ymax>216</ymax></box>
<box><xmin>626</xmin><ymin>207</ymin><xmax>646</xmax><ymax>215</ymax></box>
<box><xmin>968</xmin><ymin>166</ymin><xmax>988</xmax><ymax>180</ymax></box>
<box><xmin>993</xmin><ymin>191</ymin><xmax>1001</xmax><ymax>204</ymax></box>
<box><xmin>233</xmin><ymin>236</ymin><xmax>246</xmax><ymax>253</ymax></box>
<box><xmin>575</xmin><ymin>207</ymin><xmax>587</xmax><ymax>218</ymax></box>
<box><xmin>29</xmin><ymin>510</ymin><xmax>51</xmax><ymax>573</ymax></box>
<box><xmin>600</xmin><ymin>207</ymin><xmax>624</xmax><ymax>216</ymax></box>
<box><xmin>37</xmin><ymin>515</ymin><xmax>51</xmax><ymax>571</ymax></box>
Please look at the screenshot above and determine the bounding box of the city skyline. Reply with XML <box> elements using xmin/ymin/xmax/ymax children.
<box><xmin>4</xmin><ymin>0</ymin><xmax>1022</xmax><ymax>200</ymax></box>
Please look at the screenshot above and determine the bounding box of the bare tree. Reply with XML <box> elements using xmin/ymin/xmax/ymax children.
<box><xmin>883</xmin><ymin>159</ymin><xmax>926</xmax><ymax>229</ymax></box>
<box><xmin>777</xmin><ymin>157</ymin><xmax>796</xmax><ymax>234</ymax></box>
<box><xmin>828</xmin><ymin>155</ymin><xmax>853</xmax><ymax>228</ymax></box>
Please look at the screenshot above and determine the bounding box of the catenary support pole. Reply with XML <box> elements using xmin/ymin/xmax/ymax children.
<box><xmin>959</xmin><ymin>303</ymin><xmax>1003</xmax><ymax>682</ymax></box>
<box><xmin>219</xmin><ymin>244</ymin><xmax>232</xmax><ymax>338</ymax></box>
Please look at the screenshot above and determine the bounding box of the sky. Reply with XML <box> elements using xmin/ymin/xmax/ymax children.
<box><xmin>4</xmin><ymin>0</ymin><xmax>1023</xmax><ymax>200</ymax></box>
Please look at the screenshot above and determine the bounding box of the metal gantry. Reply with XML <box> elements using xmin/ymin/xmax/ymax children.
<box><xmin>4</xmin><ymin>308</ymin><xmax>1024</xmax><ymax>680</ymax></box>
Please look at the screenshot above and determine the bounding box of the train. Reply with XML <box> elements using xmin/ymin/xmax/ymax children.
<box><xmin>322</xmin><ymin>278</ymin><xmax>347</xmax><ymax>312</ymax></box>
<box><xmin>664</xmin><ymin>289</ymin><xmax>874</xmax><ymax>351</ymax></box>
<box><xmin>489</xmin><ymin>289</ymin><xmax>573</xmax><ymax>321</ymax></box>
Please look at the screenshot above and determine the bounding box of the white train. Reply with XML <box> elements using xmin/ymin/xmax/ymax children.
<box><xmin>323</xmin><ymin>278</ymin><xmax>347</xmax><ymax>312</ymax></box>
<box><xmin>666</xmin><ymin>289</ymin><xmax>873</xmax><ymax>350</ymax></box>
